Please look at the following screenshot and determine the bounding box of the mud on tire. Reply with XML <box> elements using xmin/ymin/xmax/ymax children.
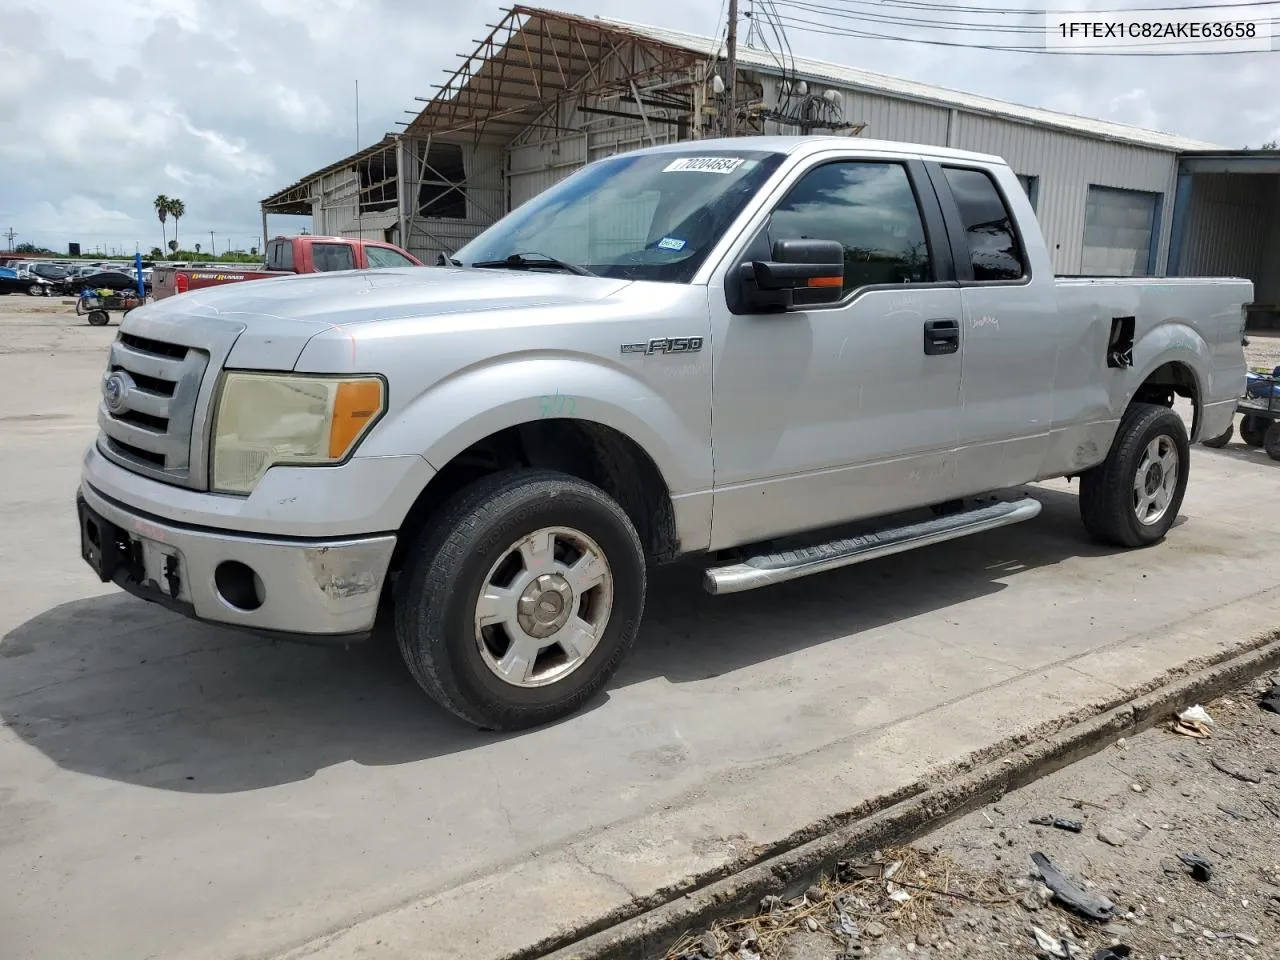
<box><xmin>393</xmin><ymin>469</ymin><xmax>646</xmax><ymax>731</ymax></box>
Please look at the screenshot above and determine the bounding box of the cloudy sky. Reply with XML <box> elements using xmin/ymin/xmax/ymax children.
<box><xmin>2</xmin><ymin>0</ymin><xmax>1276</xmax><ymax>255</ymax></box>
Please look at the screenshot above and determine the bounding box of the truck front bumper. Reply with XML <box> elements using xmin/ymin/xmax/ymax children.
<box><xmin>77</xmin><ymin>482</ymin><xmax>396</xmax><ymax>640</ymax></box>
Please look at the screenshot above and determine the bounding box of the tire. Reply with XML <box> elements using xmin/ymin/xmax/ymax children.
<box><xmin>1240</xmin><ymin>416</ymin><xmax>1267</xmax><ymax>447</ymax></box>
<box><xmin>1264</xmin><ymin>422</ymin><xmax>1280</xmax><ymax>462</ymax></box>
<box><xmin>394</xmin><ymin>469</ymin><xmax>646</xmax><ymax>730</ymax></box>
<box><xmin>87</xmin><ymin>310</ymin><xmax>109</xmax><ymax>326</ymax></box>
<box><xmin>1079</xmin><ymin>402</ymin><xmax>1190</xmax><ymax>548</ymax></box>
<box><xmin>1200</xmin><ymin>422</ymin><xmax>1233</xmax><ymax>448</ymax></box>
<box><xmin>27</xmin><ymin>283</ymin><xmax>45</xmax><ymax>297</ymax></box>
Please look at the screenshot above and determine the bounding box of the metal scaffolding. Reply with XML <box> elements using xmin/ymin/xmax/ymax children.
<box><xmin>259</xmin><ymin>5</ymin><xmax>863</xmax><ymax>261</ymax></box>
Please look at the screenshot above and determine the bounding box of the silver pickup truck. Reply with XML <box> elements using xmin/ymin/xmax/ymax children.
<box><xmin>77</xmin><ymin>136</ymin><xmax>1250</xmax><ymax>730</ymax></box>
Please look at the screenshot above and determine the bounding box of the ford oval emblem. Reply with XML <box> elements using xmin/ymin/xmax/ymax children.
<box><xmin>102</xmin><ymin>371</ymin><xmax>130</xmax><ymax>413</ymax></box>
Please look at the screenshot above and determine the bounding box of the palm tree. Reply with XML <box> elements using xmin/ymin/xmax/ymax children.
<box><xmin>154</xmin><ymin>195</ymin><xmax>170</xmax><ymax>251</ymax></box>
<box><xmin>195</xmin><ymin>243</ymin><xmax>201</xmax><ymax>254</ymax></box>
<box><xmin>168</xmin><ymin>198</ymin><xmax>186</xmax><ymax>249</ymax></box>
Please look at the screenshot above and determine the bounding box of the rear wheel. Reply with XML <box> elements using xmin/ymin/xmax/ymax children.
<box><xmin>1080</xmin><ymin>403</ymin><xmax>1190</xmax><ymax>548</ymax></box>
<box><xmin>1240</xmin><ymin>416</ymin><xmax>1268</xmax><ymax>447</ymax></box>
<box><xmin>394</xmin><ymin>469</ymin><xmax>646</xmax><ymax>730</ymax></box>
<box><xmin>87</xmin><ymin>310</ymin><xmax>109</xmax><ymax>326</ymax></box>
<box><xmin>1264</xmin><ymin>422</ymin><xmax>1280</xmax><ymax>462</ymax></box>
<box><xmin>1200</xmin><ymin>423</ymin><xmax>1233</xmax><ymax>448</ymax></box>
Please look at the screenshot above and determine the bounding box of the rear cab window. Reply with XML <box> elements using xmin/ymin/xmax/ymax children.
<box><xmin>312</xmin><ymin>243</ymin><xmax>357</xmax><ymax>272</ymax></box>
<box><xmin>267</xmin><ymin>240</ymin><xmax>295</xmax><ymax>272</ymax></box>
<box><xmin>939</xmin><ymin>166</ymin><xmax>1027</xmax><ymax>282</ymax></box>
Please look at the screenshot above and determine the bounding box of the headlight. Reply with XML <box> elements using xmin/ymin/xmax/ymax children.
<box><xmin>211</xmin><ymin>373</ymin><xmax>386</xmax><ymax>494</ymax></box>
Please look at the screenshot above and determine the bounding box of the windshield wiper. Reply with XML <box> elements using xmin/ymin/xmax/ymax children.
<box><xmin>469</xmin><ymin>252</ymin><xmax>596</xmax><ymax>277</ymax></box>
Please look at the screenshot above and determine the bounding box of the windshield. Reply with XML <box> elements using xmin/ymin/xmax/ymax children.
<box><xmin>455</xmin><ymin>150</ymin><xmax>785</xmax><ymax>283</ymax></box>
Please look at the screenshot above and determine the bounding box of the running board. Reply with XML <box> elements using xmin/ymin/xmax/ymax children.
<box><xmin>703</xmin><ymin>497</ymin><xmax>1042</xmax><ymax>596</ymax></box>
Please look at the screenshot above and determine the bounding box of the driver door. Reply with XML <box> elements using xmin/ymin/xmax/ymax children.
<box><xmin>708</xmin><ymin>155</ymin><xmax>965</xmax><ymax>550</ymax></box>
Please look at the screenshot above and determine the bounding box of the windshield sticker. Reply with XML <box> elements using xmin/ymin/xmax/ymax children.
<box><xmin>663</xmin><ymin>157</ymin><xmax>745</xmax><ymax>174</ymax></box>
<box><xmin>657</xmin><ymin>237</ymin><xmax>687</xmax><ymax>251</ymax></box>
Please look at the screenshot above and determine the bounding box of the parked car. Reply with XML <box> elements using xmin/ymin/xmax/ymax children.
<box><xmin>0</xmin><ymin>267</ymin><xmax>57</xmax><ymax>296</ymax></box>
<box><xmin>151</xmin><ymin>235</ymin><xmax>423</xmax><ymax>299</ymax></box>
<box><xmin>75</xmin><ymin>137</ymin><xmax>1250</xmax><ymax>731</ymax></box>
<box><xmin>22</xmin><ymin>262</ymin><xmax>72</xmax><ymax>294</ymax></box>
<box><xmin>74</xmin><ymin>270</ymin><xmax>150</xmax><ymax>295</ymax></box>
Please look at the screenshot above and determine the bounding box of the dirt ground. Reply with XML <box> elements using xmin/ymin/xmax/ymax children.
<box><xmin>662</xmin><ymin>674</ymin><xmax>1280</xmax><ymax>960</ymax></box>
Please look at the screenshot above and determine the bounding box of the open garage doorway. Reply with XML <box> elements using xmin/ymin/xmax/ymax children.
<box><xmin>1170</xmin><ymin>151</ymin><xmax>1280</xmax><ymax>332</ymax></box>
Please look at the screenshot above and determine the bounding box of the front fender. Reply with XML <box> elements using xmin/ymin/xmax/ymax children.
<box><xmin>357</xmin><ymin>352</ymin><xmax>712</xmax><ymax>497</ymax></box>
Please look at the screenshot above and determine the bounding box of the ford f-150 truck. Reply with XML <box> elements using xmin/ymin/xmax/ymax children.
<box><xmin>151</xmin><ymin>235</ymin><xmax>422</xmax><ymax>299</ymax></box>
<box><xmin>76</xmin><ymin>137</ymin><xmax>1250</xmax><ymax>731</ymax></box>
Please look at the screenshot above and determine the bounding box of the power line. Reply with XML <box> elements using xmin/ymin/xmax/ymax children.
<box><xmin>762</xmin><ymin>0</ymin><xmax>1274</xmax><ymax>34</ymax></box>
<box><xmin>772</xmin><ymin>10</ymin><xmax>1280</xmax><ymax>53</ymax></box>
<box><xmin>832</xmin><ymin>0</ymin><xmax>1280</xmax><ymax>14</ymax></box>
<box><xmin>771</xmin><ymin>0</ymin><xmax>1279</xmax><ymax>37</ymax></box>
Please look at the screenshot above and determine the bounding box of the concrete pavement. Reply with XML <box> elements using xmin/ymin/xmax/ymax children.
<box><xmin>2</xmin><ymin>303</ymin><xmax>1279</xmax><ymax>960</ymax></box>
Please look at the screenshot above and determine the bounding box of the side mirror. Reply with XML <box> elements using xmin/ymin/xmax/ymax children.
<box><xmin>739</xmin><ymin>239</ymin><xmax>844</xmax><ymax>312</ymax></box>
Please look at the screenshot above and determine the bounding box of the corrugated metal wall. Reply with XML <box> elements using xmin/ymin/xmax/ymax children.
<box><xmin>758</xmin><ymin>79</ymin><xmax>951</xmax><ymax>146</ymax></box>
<box><xmin>508</xmin><ymin>122</ymin><xmax>677</xmax><ymax>210</ymax></box>
<box><xmin>753</xmin><ymin>80</ymin><xmax>1179</xmax><ymax>274</ymax></box>
<box><xmin>403</xmin><ymin>141</ymin><xmax>505</xmax><ymax>264</ymax></box>
<box><xmin>1258</xmin><ymin>178</ymin><xmax>1280</xmax><ymax>304</ymax></box>
<box><xmin>1179</xmin><ymin>173</ymin><xmax>1279</xmax><ymax>300</ymax></box>
<box><xmin>950</xmin><ymin>113</ymin><xmax>1178</xmax><ymax>274</ymax></box>
<box><xmin>313</xmin><ymin>171</ymin><xmax>358</xmax><ymax>237</ymax></box>
<box><xmin>509</xmin><ymin>133</ymin><xmax>589</xmax><ymax>209</ymax></box>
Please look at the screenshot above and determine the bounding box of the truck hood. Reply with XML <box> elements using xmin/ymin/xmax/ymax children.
<box><xmin>125</xmin><ymin>267</ymin><xmax>633</xmax><ymax>371</ymax></box>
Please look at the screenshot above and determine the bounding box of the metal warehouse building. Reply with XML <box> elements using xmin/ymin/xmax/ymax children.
<box><xmin>260</xmin><ymin>4</ymin><xmax>1280</xmax><ymax>328</ymax></box>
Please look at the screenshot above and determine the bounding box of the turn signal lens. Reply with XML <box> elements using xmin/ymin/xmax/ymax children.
<box><xmin>329</xmin><ymin>379</ymin><xmax>386</xmax><ymax>459</ymax></box>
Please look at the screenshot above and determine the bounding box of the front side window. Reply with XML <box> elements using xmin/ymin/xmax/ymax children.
<box><xmin>312</xmin><ymin>242</ymin><xmax>356</xmax><ymax>272</ymax></box>
<box><xmin>365</xmin><ymin>245</ymin><xmax>417</xmax><ymax>268</ymax></box>
<box><xmin>942</xmin><ymin>166</ymin><xmax>1026</xmax><ymax>281</ymax></box>
<box><xmin>455</xmin><ymin>150</ymin><xmax>786</xmax><ymax>284</ymax></box>
<box><xmin>767</xmin><ymin>161</ymin><xmax>934</xmax><ymax>294</ymax></box>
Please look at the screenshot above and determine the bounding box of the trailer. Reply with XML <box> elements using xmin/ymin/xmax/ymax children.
<box><xmin>1202</xmin><ymin>366</ymin><xmax>1280</xmax><ymax>460</ymax></box>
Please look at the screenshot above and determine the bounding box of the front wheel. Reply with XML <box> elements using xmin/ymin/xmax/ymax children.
<box><xmin>1079</xmin><ymin>403</ymin><xmax>1190</xmax><ymax>548</ymax></box>
<box><xmin>27</xmin><ymin>283</ymin><xmax>45</xmax><ymax>297</ymax></box>
<box><xmin>394</xmin><ymin>469</ymin><xmax>646</xmax><ymax>730</ymax></box>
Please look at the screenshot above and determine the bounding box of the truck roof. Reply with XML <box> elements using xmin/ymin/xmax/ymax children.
<box><xmin>624</xmin><ymin>135</ymin><xmax>1007</xmax><ymax>167</ymax></box>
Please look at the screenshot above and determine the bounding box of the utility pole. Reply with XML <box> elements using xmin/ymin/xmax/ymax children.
<box><xmin>209</xmin><ymin>230</ymin><xmax>215</xmax><ymax>256</ymax></box>
<box><xmin>726</xmin><ymin>0</ymin><xmax>738</xmax><ymax>137</ymax></box>
<box><xmin>3</xmin><ymin>227</ymin><xmax>15</xmax><ymax>252</ymax></box>
<box><xmin>355</xmin><ymin>79</ymin><xmax>363</xmax><ymax>240</ymax></box>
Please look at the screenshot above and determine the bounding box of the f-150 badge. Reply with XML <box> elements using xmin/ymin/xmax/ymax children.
<box><xmin>621</xmin><ymin>337</ymin><xmax>704</xmax><ymax>356</ymax></box>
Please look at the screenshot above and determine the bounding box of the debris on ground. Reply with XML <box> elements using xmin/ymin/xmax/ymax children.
<box><xmin>1028</xmin><ymin>816</ymin><xmax>1083</xmax><ymax>833</ymax></box>
<box><xmin>1173</xmin><ymin>704</ymin><xmax>1215</xmax><ymax>738</ymax></box>
<box><xmin>1030</xmin><ymin>852</ymin><xmax>1116</xmax><ymax>921</ymax></box>
<box><xmin>657</xmin><ymin>676</ymin><xmax>1280</xmax><ymax>960</ymax></box>
<box><xmin>1259</xmin><ymin>682</ymin><xmax>1280</xmax><ymax>715</ymax></box>
<box><xmin>660</xmin><ymin>845</ymin><xmax>1011</xmax><ymax>959</ymax></box>
<box><xmin>1175</xmin><ymin>851</ymin><xmax>1213</xmax><ymax>882</ymax></box>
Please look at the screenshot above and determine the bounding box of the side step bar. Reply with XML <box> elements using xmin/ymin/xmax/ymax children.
<box><xmin>703</xmin><ymin>497</ymin><xmax>1042</xmax><ymax>596</ymax></box>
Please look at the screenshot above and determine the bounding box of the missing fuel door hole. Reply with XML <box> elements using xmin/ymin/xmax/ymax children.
<box><xmin>1108</xmin><ymin>316</ymin><xmax>1135</xmax><ymax>369</ymax></box>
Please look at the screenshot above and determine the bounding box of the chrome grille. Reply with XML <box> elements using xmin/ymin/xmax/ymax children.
<box><xmin>98</xmin><ymin>332</ymin><xmax>210</xmax><ymax>484</ymax></box>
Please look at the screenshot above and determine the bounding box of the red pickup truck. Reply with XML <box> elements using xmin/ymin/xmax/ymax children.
<box><xmin>152</xmin><ymin>235</ymin><xmax>423</xmax><ymax>300</ymax></box>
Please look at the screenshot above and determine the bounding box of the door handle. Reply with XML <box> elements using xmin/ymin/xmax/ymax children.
<box><xmin>923</xmin><ymin>318</ymin><xmax>960</xmax><ymax>356</ymax></box>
